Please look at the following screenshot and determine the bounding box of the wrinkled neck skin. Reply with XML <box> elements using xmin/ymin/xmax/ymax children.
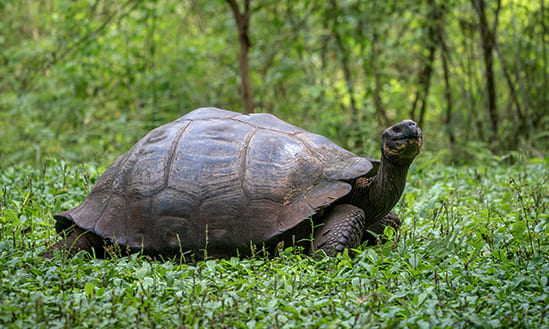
<box><xmin>347</xmin><ymin>155</ymin><xmax>412</xmax><ymax>225</ymax></box>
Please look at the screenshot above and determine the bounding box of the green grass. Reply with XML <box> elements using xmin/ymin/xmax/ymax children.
<box><xmin>1</xmin><ymin>154</ymin><xmax>548</xmax><ymax>328</ymax></box>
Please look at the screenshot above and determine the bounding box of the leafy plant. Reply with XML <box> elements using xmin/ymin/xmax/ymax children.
<box><xmin>0</xmin><ymin>155</ymin><xmax>547</xmax><ymax>328</ymax></box>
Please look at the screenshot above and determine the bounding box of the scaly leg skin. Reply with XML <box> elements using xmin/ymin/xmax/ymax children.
<box><xmin>43</xmin><ymin>226</ymin><xmax>107</xmax><ymax>259</ymax></box>
<box><xmin>362</xmin><ymin>211</ymin><xmax>401</xmax><ymax>245</ymax></box>
<box><xmin>311</xmin><ymin>204</ymin><xmax>366</xmax><ymax>257</ymax></box>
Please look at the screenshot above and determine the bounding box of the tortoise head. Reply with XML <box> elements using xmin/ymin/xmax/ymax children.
<box><xmin>381</xmin><ymin>120</ymin><xmax>423</xmax><ymax>165</ymax></box>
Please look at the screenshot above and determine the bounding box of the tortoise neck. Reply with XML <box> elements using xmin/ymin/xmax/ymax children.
<box><xmin>350</xmin><ymin>156</ymin><xmax>411</xmax><ymax>224</ymax></box>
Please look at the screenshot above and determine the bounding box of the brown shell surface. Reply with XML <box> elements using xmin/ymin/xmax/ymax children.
<box><xmin>55</xmin><ymin>108</ymin><xmax>374</xmax><ymax>253</ymax></box>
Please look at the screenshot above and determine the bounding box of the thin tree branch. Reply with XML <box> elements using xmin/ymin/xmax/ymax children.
<box><xmin>48</xmin><ymin>0</ymin><xmax>140</xmax><ymax>69</ymax></box>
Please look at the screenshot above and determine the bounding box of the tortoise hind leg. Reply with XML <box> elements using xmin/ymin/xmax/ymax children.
<box><xmin>43</xmin><ymin>226</ymin><xmax>109</xmax><ymax>258</ymax></box>
<box><xmin>311</xmin><ymin>204</ymin><xmax>366</xmax><ymax>257</ymax></box>
<box><xmin>362</xmin><ymin>211</ymin><xmax>401</xmax><ymax>245</ymax></box>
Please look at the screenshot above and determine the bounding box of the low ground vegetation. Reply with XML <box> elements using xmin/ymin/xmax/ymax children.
<box><xmin>1</xmin><ymin>153</ymin><xmax>547</xmax><ymax>328</ymax></box>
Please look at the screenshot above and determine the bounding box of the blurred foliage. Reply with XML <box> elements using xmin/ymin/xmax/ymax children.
<box><xmin>0</xmin><ymin>0</ymin><xmax>547</xmax><ymax>167</ymax></box>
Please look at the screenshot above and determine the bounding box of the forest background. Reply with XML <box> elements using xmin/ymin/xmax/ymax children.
<box><xmin>1</xmin><ymin>0</ymin><xmax>547</xmax><ymax>167</ymax></box>
<box><xmin>1</xmin><ymin>1</ymin><xmax>548</xmax><ymax>327</ymax></box>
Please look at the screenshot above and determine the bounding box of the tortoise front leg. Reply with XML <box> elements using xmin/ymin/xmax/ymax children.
<box><xmin>362</xmin><ymin>211</ymin><xmax>401</xmax><ymax>245</ymax></box>
<box><xmin>311</xmin><ymin>204</ymin><xmax>366</xmax><ymax>257</ymax></box>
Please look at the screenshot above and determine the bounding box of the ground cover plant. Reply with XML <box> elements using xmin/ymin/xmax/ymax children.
<box><xmin>0</xmin><ymin>154</ymin><xmax>547</xmax><ymax>328</ymax></box>
<box><xmin>1</xmin><ymin>1</ymin><xmax>548</xmax><ymax>327</ymax></box>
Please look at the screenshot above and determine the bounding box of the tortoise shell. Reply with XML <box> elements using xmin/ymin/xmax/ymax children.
<box><xmin>55</xmin><ymin>108</ymin><xmax>375</xmax><ymax>255</ymax></box>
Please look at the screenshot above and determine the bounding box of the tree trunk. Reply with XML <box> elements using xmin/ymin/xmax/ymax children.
<box><xmin>432</xmin><ymin>2</ymin><xmax>454</xmax><ymax>145</ymax></box>
<box><xmin>226</xmin><ymin>0</ymin><xmax>254</xmax><ymax>113</ymax></box>
<box><xmin>371</xmin><ymin>28</ymin><xmax>389</xmax><ymax>126</ymax></box>
<box><xmin>494</xmin><ymin>36</ymin><xmax>526</xmax><ymax>140</ymax></box>
<box><xmin>328</xmin><ymin>0</ymin><xmax>358</xmax><ymax>118</ymax></box>
<box><xmin>472</xmin><ymin>0</ymin><xmax>500</xmax><ymax>142</ymax></box>
<box><xmin>440</xmin><ymin>43</ymin><xmax>454</xmax><ymax>145</ymax></box>
<box><xmin>540</xmin><ymin>0</ymin><xmax>548</xmax><ymax>128</ymax></box>
<box><xmin>410</xmin><ymin>0</ymin><xmax>439</xmax><ymax>126</ymax></box>
<box><xmin>461</xmin><ymin>18</ymin><xmax>484</xmax><ymax>142</ymax></box>
<box><xmin>360</xmin><ymin>1</ymin><xmax>389</xmax><ymax>126</ymax></box>
<box><xmin>417</xmin><ymin>45</ymin><xmax>435</xmax><ymax>127</ymax></box>
<box><xmin>147</xmin><ymin>0</ymin><xmax>158</xmax><ymax>129</ymax></box>
<box><xmin>333</xmin><ymin>32</ymin><xmax>358</xmax><ymax>118</ymax></box>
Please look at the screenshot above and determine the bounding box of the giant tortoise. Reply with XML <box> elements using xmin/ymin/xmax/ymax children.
<box><xmin>45</xmin><ymin>107</ymin><xmax>422</xmax><ymax>260</ymax></box>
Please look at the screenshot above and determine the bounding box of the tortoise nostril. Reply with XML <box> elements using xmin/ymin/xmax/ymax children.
<box><xmin>408</xmin><ymin>121</ymin><xmax>416</xmax><ymax>127</ymax></box>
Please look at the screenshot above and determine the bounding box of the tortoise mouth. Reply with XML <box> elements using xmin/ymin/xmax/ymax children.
<box><xmin>387</xmin><ymin>136</ymin><xmax>423</xmax><ymax>151</ymax></box>
<box><xmin>383</xmin><ymin>126</ymin><xmax>423</xmax><ymax>161</ymax></box>
<box><xmin>393</xmin><ymin>134</ymin><xmax>422</xmax><ymax>142</ymax></box>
